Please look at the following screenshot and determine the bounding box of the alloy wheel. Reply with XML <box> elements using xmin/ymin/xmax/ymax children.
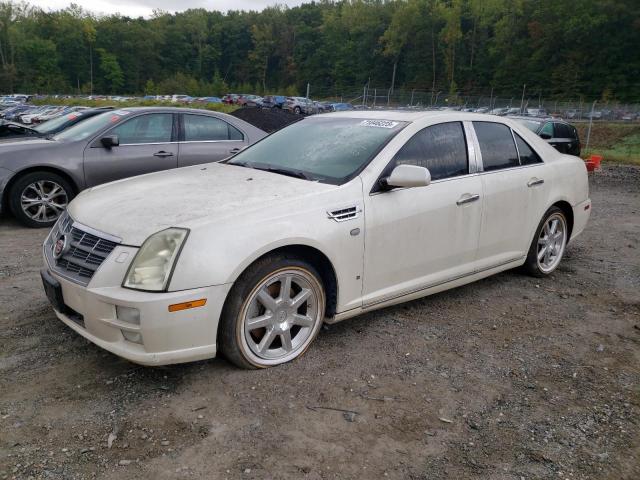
<box><xmin>536</xmin><ymin>212</ymin><xmax>567</xmax><ymax>273</ymax></box>
<box><xmin>20</xmin><ymin>180</ymin><xmax>68</xmax><ymax>224</ymax></box>
<box><xmin>241</xmin><ymin>268</ymin><xmax>323</xmax><ymax>364</ymax></box>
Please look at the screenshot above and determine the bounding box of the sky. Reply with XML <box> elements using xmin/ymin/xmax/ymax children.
<box><xmin>27</xmin><ymin>0</ymin><xmax>307</xmax><ymax>17</ymax></box>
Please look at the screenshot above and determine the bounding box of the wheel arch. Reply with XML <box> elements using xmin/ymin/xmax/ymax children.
<box><xmin>227</xmin><ymin>243</ymin><xmax>339</xmax><ymax>318</ymax></box>
<box><xmin>2</xmin><ymin>166</ymin><xmax>80</xmax><ymax>213</ymax></box>
<box><xmin>550</xmin><ymin>199</ymin><xmax>574</xmax><ymax>241</ymax></box>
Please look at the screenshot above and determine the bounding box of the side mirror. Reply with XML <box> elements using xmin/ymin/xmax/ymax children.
<box><xmin>540</xmin><ymin>132</ymin><xmax>552</xmax><ymax>140</ymax></box>
<box><xmin>381</xmin><ymin>164</ymin><xmax>431</xmax><ymax>190</ymax></box>
<box><xmin>100</xmin><ymin>135</ymin><xmax>119</xmax><ymax>149</ymax></box>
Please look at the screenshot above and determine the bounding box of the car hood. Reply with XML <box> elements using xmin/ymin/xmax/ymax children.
<box><xmin>68</xmin><ymin>163</ymin><xmax>336</xmax><ymax>245</ymax></box>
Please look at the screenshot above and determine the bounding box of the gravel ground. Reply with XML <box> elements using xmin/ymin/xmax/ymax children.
<box><xmin>0</xmin><ymin>164</ymin><xmax>639</xmax><ymax>480</ymax></box>
<box><xmin>230</xmin><ymin>107</ymin><xmax>302</xmax><ymax>133</ymax></box>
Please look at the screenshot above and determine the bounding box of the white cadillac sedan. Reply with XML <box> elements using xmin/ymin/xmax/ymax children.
<box><xmin>41</xmin><ymin>111</ymin><xmax>591</xmax><ymax>368</ymax></box>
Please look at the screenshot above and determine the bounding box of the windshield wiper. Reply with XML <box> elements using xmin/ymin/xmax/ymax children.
<box><xmin>253</xmin><ymin>166</ymin><xmax>311</xmax><ymax>180</ymax></box>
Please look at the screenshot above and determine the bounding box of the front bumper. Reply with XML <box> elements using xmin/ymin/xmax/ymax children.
<box><xmin>43</xmin><ymin>250</ymin><xmax>232</xmax><ymax>365</ymax></box>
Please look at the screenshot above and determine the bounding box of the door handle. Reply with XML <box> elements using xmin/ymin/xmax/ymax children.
<box><xmin>229</xmin><ymin>147</ymin><xmax>242</xmax><ymax>154</ymax></box>
<box><xmin>456</xmin><ymin>193</ymin><xmax>480</xmax><ymax>206</ymax></box>
<box><xmin>527</xmin><ymin>178</ymin><xmax>544</xmax><ymax>187</ymax></box>
<box><xmin>153</xmin><ymin>151</ymin><xmax>174</xmax><ymax>157</ymax></box>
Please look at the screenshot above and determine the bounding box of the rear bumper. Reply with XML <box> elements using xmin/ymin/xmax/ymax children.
<box><xmin>45</xmin><ymin>266</ymin><xmax>232</xmax><ymax>366</ymax></box>
<box><xmin>571</xmin><ymin>198</ymin><xmax>591</xmax><ymax>242</ymax></box>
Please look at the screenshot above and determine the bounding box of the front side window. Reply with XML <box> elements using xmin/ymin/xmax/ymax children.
<box><xmin>474</xmin><ymin>121</ymin><xmax>519</xmax><ymax>171</ymax></box>
<box><xmin>53</xmin><ymin>110</ymin><xmax>130</xmax><ymax>142</ymax></box>
<box><xmin>110</xmin><ymin>113</ymin><xmax>173</xmax><ymax>145</ymax></box>
<box><xmin>514</xmin><ymin>132</ymin><xmax>542</xmax><ymax>165</ymax></box>
<box><xmin>228</xmin><ymin>117</ymin><xmax>407</xmax><ymax>185</ymax></box>
<box><xmin>540</xmin><ymin>122</ymin><xmax>554</xmax><ymax>138</ymax></box>
<box><xmin>391</xmin><ymin>122</ymin><xmax>468</xmax><ymax>181</ymax></box>
<box><xmin>183</xmin><ymin>114</ymin><xmax>243</xmax><ymax>141</ymax></box>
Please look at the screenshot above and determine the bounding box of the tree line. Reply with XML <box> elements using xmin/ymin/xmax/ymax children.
<box><xmin>0</xmin><ymin>0</ymin><xmax>638</xmax><ymax>101</ymax></box>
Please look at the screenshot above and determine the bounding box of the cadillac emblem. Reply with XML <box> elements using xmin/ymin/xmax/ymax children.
<box><xmin>53</xmin><ymin>235</ymin><xmax>69</xmax><ymax>259</ymax></box>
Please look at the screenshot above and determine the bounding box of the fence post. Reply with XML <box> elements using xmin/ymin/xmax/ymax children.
<box><xmin>585</xmin><ymin>100</ymin><xmax>597</xmax><ymax>155</ymax></box>
<box><xmin>410</xmin><ymin>89</ymin><xmax>415</xmax><ymax>106</ymax></box>
<box><xmin>306</xmin><ymin>83</ymin><xmax>310</xmax><ymax>99</ymax></box>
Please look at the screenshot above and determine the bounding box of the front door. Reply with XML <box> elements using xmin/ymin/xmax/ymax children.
<box><xmin>83</xmin><ymin>112</ymin><xmax>178</xmax><ymax>187</ymax></box>
<box><xmin>362</xmin><ymin>121</ymin><xmax>483</xmax><ymax>307</ymax></box>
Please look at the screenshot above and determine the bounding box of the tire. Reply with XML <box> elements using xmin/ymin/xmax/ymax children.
<box><xmin>523</xmin><ymin>206</ymin><xmax>568</xmax><ymax>277</ymax></box>
<box><xmin>219</xmin><ymin>254</ymin><xmax>326</xmax><ymax>369</ymax></box>
<box><xmin>8</xmin><ymin>171</ymin><xmax>74</xmax><ymax>228</ymax></box>
<box><xmin>294</xmin><ymin>106</ymin><xmax>302</xmax><ymax>115</ymax></box>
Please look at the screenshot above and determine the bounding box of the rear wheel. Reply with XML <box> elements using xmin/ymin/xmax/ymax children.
<box><xmin>8</xmin><ymin>171</ymin><xmax>74</xmax><ymax>228</ymax></box>
<box><xmin>523</xmin><ymin>206</ymin><xmax>568</xmax><ymax>277</ymax></box>
<box><xmin>294</xmin><ymin>106</ymin><xmax>302</xmax><ymax>115</ymax></box>
<box><xmin>219</xmin><ymin>254</ymin><xmax>325</xmax><ymax>369</ymax></box>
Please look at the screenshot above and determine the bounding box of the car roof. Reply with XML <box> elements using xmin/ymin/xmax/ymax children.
<box><xmin>316</xmin><ymin>109</ymin><xmax>513</xmax><ymax>122</ymax></box>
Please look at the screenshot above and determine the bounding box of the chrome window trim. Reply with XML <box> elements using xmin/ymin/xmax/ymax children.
<box><xmin>462</xmin><ymin>120</ymin><xmax>482</xmax><ymax>173</ymax></box>
<box><xmin>117</xmin><ymin>141</ymin><xmax>178</xmax><ymax>147</ymax></box>
<box><xmin>178</xmin><ymin>139</ymin><xmax>245</xmax><ymax>144</ymax></box>
<box><xmin>510</xmin><ymin>127</ymin><xmax>523</xmax><ymax>166</ymax></box>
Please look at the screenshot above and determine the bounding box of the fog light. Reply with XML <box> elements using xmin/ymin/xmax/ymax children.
<box><xmin>116</xmin><ymin>306</ymin><xmax>140</xmax><ymax>325</ymax></box>
<box><xmin>121</xmin><ymin>330</ymin><xmax>143</xmax><ymax>344</ymax></box>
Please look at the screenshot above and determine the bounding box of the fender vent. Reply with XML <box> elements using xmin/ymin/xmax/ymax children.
<box><xmin>327</xmin><ymin>205</ymin><xmax>361</xmax><ymax>222</ymax></box>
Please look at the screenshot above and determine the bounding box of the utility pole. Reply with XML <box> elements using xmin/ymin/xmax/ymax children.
<box><xmin>89</xmin><ymin>44</ymin><xmax>93</xmax><ymax>96</ymax></box>
<box><xmin>585</xmin><ymin>100</ymin><xmax>597</xmax><ymax>154</ymax></box>
<box><xmin>390</xmin><ymin>61</ymin><xmax>397</xmax><ymax>94</ymax></box>
<box><xmin>520</xmin><ymin>84</ymin><xmax>526</xmax><ymax>114</ymax></box>
<box><xmin>306</xmin><ymin>83</ymin><xmax>310</xmax><ymax>99</ymax></box>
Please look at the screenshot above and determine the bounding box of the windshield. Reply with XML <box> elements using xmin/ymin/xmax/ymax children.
<box><xmin>514</xmin><ymin>119</ymin><xmax>542</xmax><ymax>133</ymax></box>
<box><xmin>228</xmin><ymin>117</ymin><xmax>407</xmax><ymax>184</ymax></box>
<box><xmin>53</xmin><ymin>110</ymin><xmax>131</xmax><ymax>142</ymax></box>
<box><xmin>34</xmin><ymin>112</ymin><xmax>82</xmax><ymax>134</ymax></box>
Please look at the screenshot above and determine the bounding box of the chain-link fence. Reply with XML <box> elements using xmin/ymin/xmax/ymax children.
<box><xmin>306</xmin><ymin>85</ymin><xmax>640</xmax><ymax>122</ymax></box>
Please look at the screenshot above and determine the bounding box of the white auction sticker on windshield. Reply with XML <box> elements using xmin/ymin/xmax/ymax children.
<box><xmin>359</xmin><ymin>119</ymin><xmax>399</xmax><ymax>128</ymax></box>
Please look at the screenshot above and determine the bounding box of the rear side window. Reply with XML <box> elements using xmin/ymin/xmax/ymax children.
<box><xmin>183</xmin><ymin>114</ymin><xmax>244</xmax><ymax>142</ymax></box>
<box><xmin>514</xmin><ymin>132</ymin><xmax>542</xmax><ymax>165</ymax></box>
<box><xmin>554</xmin><ymin>123</ymin><xmax>574</xmax><ymax>139</ymax></box>
<box><xmin>473</xmin><ymin>122</ymin><xmax>519</xmax><ymax>171</ymax></box>
<box><xmin>391</xmin><ymin>122</ymin><xmax>468</xmax><ymax>181</ymax></box>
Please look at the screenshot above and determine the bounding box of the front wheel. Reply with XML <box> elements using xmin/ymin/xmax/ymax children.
<box><xmin>8</xmin><ymin>171</ymin><xmax>74</xmax><ymax>228</ymax></box>
<box><xmin>293</xmin><ymin>106</ymin><xmax>302</xmax><ymax>114</ymax></box>
<box><xmin>219</xmin><ymin>254</ymin><xmax>326</xmax><ymax>369</ymax></box>
<box><xmin>523</xmin><ymin>206</ymin><xmax>568</xmax><ymax>277</ymax></box>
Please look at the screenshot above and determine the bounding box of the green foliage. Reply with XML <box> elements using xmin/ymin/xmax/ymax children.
<box><xmin>0</xmin><ymin>0</ymin><xmax>638</xmax><ymax>101</ymax></box>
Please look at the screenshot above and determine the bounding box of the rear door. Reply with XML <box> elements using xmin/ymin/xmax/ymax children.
<box><xmin>474</xmin><ymin>121</ymin><xmax>549</xmax><ymax>270</ymax></box>
<box><xmin>177</xmin><ymin>113</ymin><xmax>247</xmax><ymax>167</ymax></box>
<box><xmin>83</xmin><ymin>112</ymin><xmax>178</xmax><ymax>187</ymax></box>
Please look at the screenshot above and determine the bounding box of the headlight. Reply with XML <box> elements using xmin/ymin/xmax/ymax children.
<box><xmin>123</xmin><ymin>228</ymin><xmax>189</xmax><ymax>292</ymax></box>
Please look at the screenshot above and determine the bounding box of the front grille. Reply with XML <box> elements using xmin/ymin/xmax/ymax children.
<box><xmin>44</xmin><ymin>212</ymin><xmax>120</xmax><ymax>286</ymax></box>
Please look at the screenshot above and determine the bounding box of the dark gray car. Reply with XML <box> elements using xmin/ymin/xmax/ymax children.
<box><xmin>0</xmin><ymin>107</ymin><xmax>266</xmax><ymax>227</ymax></box>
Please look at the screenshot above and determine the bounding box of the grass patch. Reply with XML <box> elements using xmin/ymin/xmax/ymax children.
<box><xmin>576</xmin><ymin>122</ymin><xmax>640</xmax><ymax>166</ymax></box>
<box><xmin>586</xmin><ymin>133</ymin><xmax>640</xmax><ymax>165</ymax></box>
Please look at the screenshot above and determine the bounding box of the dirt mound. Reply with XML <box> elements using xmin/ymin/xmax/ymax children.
<box><xmin>230</xmin><ymin>106</ymin><xmax>302</xmax><ymax>133</ymax></box>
